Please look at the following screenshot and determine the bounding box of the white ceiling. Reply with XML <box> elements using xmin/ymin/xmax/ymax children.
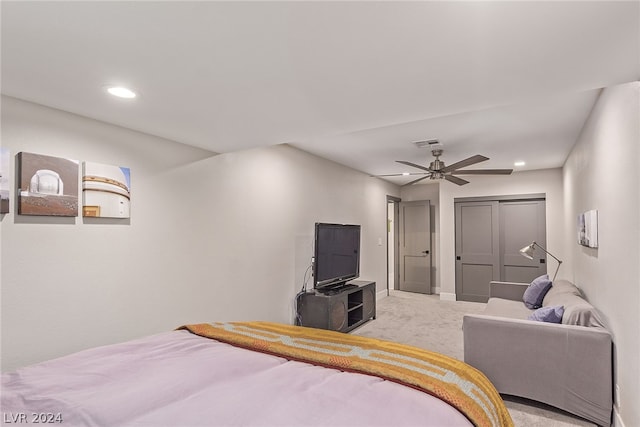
<box><xmin>2</xmin><ymin>1</ymin><xmax>638</xmax><ymax>185</ymax></box>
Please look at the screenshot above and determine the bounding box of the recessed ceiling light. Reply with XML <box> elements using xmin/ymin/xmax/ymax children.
<box><xmin>514</xmin><ymin>161</ymin><xmax>526</xmax><ymax>167</ymax></box>
<box><xmin>106</xmin><ymin>86</ymin><xmax>137</xmax><ymax>99</ymax></box>
<box><xmin>402</xmin><ymin>172</ymin><xmax>411</xmax><ymax>176</ymax></box>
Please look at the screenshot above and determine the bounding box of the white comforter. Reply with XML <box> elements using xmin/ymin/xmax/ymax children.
<box><xmin>2</xmin><ymin>330</ymin><xmax>472</xmax><ymax>426</ymax></box>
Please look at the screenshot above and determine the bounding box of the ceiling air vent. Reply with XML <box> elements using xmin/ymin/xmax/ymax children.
<box><xmin>413</xmin><ymin>139</ymin><xmax>441</xmax><ymax>149</ymax></box>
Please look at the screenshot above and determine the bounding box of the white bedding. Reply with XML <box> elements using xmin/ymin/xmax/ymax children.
<box><xmin>2</xmin><ymin>330</ymin><xmax>472</xmax><ymax>426</ymax></box>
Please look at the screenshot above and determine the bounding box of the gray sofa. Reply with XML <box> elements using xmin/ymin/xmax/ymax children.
<box><xmin>463</xmin><ymin>279</ymin><xmax>612</xmax><ymax>426</ymax></box>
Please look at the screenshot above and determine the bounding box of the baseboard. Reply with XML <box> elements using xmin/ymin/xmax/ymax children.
<box><xmin>439</xmin><ymin>292</ymin><xmax>456</xmax><ymax>301</ymax></box>
<box><xmin>613</xmin><ymin>407</ymin><xmax>626</xmax><ymax>427</ymax></box>
<box><xmin>376</xmin><ymin>289</ymin><xmax>388</xmax><ymax>300</ymax></box>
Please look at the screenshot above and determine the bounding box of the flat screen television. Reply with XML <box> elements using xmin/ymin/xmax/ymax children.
<box><xmin>313</xmin><ymin>223</ymin><xmax>361</xmax><ymax>290</ymax></box>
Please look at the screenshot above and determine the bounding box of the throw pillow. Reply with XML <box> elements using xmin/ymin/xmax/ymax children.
<box><xmin>523</xmin><ymin>274</ymin><xmax>552</xmax><ymax>309</ymax></box>
<box><xmin>528</xmin><ymin>305</ymin><xmax>564</xmax><ymax>323</ymax></box>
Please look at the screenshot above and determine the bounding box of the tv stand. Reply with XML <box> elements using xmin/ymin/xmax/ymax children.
<box><xmin>316</xmin><ymin>282</ymin><xmax>358</xmax><ymax>295</ymax></box>
<box><xmin>297</xmin><ymin>281</ymin><xmax>376</xmax><ymax>333</ymax></box>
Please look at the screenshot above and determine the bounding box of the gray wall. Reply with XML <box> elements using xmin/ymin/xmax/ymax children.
<box><xmin>0</xmin><ymin>96</ymin><xmax>399</xmax><ymax>371</ymax></box>
<box><xmin>563</xmin><ymin>81</ymin><xmax>639</xmax><ymax>427</ymax></box>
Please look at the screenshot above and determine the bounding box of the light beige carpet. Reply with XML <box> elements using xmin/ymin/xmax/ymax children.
<box><xmin>353</xmin><ymin>290</ymin><xmax>595</xmax><ymax>427</ymax></box>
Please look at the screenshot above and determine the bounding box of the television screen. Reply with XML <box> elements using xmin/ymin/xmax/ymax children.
<box><xmin>313</xmin><ymin>223</ymin><xmax>360</xmax><ymax>289</ymax></box>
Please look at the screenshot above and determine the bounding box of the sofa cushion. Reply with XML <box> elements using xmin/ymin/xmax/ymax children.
<box><xmin>543</xmin><ymin>280</ymin><xmax>604</xmax><ymax>327</ymax></box>
<box><xmin>542</xmin><ymin>279</ymin><xmax>581</xmax><ymax>305</ymax></box>
<box><xmin>561</xmin><ymin>297</ymin><xmax>604</xmax><ymax>327</ymax></box>
<box><xmin>523</xmin><ymin>274</ymin><xmax>552</xmax><ymax>309</ymax></box>
<box><xmin>528</xmin><ymin>305</ymin><xmax>564</xmax><ymax>323</ymax></box>
<box><xmin>485</xmin><ymin>297</ymin><xmax>533</xmax><ymax>320</ymax></box>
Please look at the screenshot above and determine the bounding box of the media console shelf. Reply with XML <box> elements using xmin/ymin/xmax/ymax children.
<box><xmin>297</xmin><ymin>281</ymin><xmax>376</xmax><ymax>333</ymax></box>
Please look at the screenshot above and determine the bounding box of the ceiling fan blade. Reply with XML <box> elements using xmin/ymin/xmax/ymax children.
<box><xmin>396</xmin><ymin>160</ymin><xmax>431</xmax><ymax>173</ymax></box>
<box><xmin>440</xmin><ymin>155</ymin><xmax>489</xmax><ymax>173</ymax></box>
<box><xmin>402</xmin><ymin>175</ymin><xmax>432</xmax><ymax>186</ymax></box>
<box><xmin>371</xmin><ymin>172</ymin><xmax>430</xmax><ymax>177</ymax></box>
<box><xmin>444</xmin><ymin>175</ymin><xmax>469</xmax><ymax>186</ymax></box>
<box><xmin>451</xmin><ymin>169</ymin><xmax>513</xmax><ymax>175</ymax></box>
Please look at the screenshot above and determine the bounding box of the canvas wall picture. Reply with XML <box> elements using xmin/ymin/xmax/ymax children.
<box><xmin>82</xmin><ymin>161</ymin><xmax>131</xmax><ymax>218</ymax></box>
<box><xmin>578</xmin><ymin>209</ymin><xmax>598</xmax><ymax>248</ymax></box>
<box><xmin>1</xmin><ymin>148</ymin><xmax>10</xmax><ymax>214</ymax></box>
<box><xmin>18</xmin><ymin>152</ymin><xmax>79</xmax><ymax>216</ymax></box>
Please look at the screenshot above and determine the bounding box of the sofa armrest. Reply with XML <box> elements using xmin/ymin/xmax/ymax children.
<box><xmin>463</xmin><ymin>314</ymin><xmax>612</xmax><ymax>426</ymax></box>
<box><xmin>489</xmin><ymin>281</ymin><xmax>528</xmax><ymax>301</ymax></box>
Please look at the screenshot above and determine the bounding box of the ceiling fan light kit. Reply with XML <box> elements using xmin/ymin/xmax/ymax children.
<box><xmin>379</xmin><ymin>148</ymin><xmax>513</xmax><ymax>186</ymax></box>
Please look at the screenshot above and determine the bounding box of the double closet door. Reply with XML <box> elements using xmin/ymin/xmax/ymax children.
<box><xmin>455</xmin><ymin>196</ymin><xmax>546</xmax><ymax>302</ymax></box>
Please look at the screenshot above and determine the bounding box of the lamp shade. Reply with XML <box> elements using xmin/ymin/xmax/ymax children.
<box><xmin>518</xmin><ymin>241</ymin><xmax>563</xmax><ymax>281</ymax></box>
<box><xmin>519</xmin><ymin>243</ymin><xmax>535</xmax><ymax>260</ymax></box>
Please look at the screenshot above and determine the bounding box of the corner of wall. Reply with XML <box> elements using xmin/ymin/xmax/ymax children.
<box><xmin>439</xmin><ymin>292</ymin><xmax>456</xmax><ymax>301</ymax></box>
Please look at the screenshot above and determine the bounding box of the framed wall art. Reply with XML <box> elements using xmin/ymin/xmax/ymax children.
<box><xmin>578</xmin><ymin>209</ymin><xmax>598</xmax><ymax>248</ymax></box>
<box><xmin>1</xmin><ymin>147</ymin><xmax>10</xmax><ymax>214</ymax></box>
<box><xmin>17</xmin><ymin>152</ymin><xmax>79</xmax><ymax>216</ymax></box>
<box><xmin>82</xmin><ymin>161</ymin><xmax>131</xmax><ymax>218</ymax></box>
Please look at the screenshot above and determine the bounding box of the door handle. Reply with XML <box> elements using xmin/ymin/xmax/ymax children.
<box><xmin>456</xmin><ymin>256</ymin><xmax>461</xmax><ymax>260</ymax></box>
<box><xmin>422</xmin><ymin>250</ymin><xmax>429</xmax><ymax>254</ymax></box>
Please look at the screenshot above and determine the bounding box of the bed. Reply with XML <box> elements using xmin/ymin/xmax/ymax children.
<box><xmin>1</xmin><ymin>322</ymin><xmax>513</xmax><ymax>427</ymax></box>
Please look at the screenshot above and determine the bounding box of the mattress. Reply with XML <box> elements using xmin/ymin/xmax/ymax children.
<box><xmin>1</xmin><ymin>324</ymin><xmax>508</xmax><ymax>426</ymax></box>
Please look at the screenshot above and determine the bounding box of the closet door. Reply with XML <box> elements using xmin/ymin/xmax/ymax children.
<box><xmin>500</xmin><ymin>200</ymin><xmax>547</xmax><ymax>282</ymax></box>
<box><xmin>455</xmin><ymin>197</ymin><xmax>547</xmax><ymax>302</ymax></box>
<box><xmin>455</xmin><ymin>201</ymin><xmax>500</xmax><ymax>302</ymax></box>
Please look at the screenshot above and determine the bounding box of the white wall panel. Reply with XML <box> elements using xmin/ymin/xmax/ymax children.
<box><xmin>563</xmin><ymin>82</ymin><xmax>639</xmax><ymax>427</ymax></box>
<box><xmin>0</xmin><ymin>96</ymin><xmax>399</xmax><ymax>371</ymax></box>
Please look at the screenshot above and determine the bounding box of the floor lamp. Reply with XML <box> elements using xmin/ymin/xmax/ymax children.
<box><xmin>519</xmin><ymin>241</ymin><xmax>563</xmax><ymax>281</ymax></box>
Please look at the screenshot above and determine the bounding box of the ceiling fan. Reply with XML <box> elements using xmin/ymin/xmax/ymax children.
<box><xmin>378</xmin><ymin>149</ymin><xmax>513</xmax><ymax>186</ymax></box>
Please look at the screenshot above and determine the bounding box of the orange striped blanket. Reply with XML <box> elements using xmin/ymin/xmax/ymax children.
<box><xmin>179</xmin><ymin>321</ymin><xmax>513</xmax><ymax>427</ymax></box>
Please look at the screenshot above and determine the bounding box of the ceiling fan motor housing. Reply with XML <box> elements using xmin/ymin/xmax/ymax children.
<box><xmin>430</xmin><ymin>150</ymin><xmax>445</xmax><ymax>171</ymax></box>
<box><xmin>430</xmin><ymin>149</ymin><xmax>445</xmax><ymax>170</ymax></box>
<box><xmin>430</xmin><ymin>159</ymin><xmax>445</xmax><ymax>171</ymax></box>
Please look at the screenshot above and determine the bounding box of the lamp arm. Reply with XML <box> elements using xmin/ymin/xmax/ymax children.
<box><xmin>532</xmin><ymin>242</ymin><xmax>563</xmax><ymax>281</ymax></box>
<box><xmin>531</xmin><ymin>242</ymin><xmax>562</xmax><ymax>263</ymax></box>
